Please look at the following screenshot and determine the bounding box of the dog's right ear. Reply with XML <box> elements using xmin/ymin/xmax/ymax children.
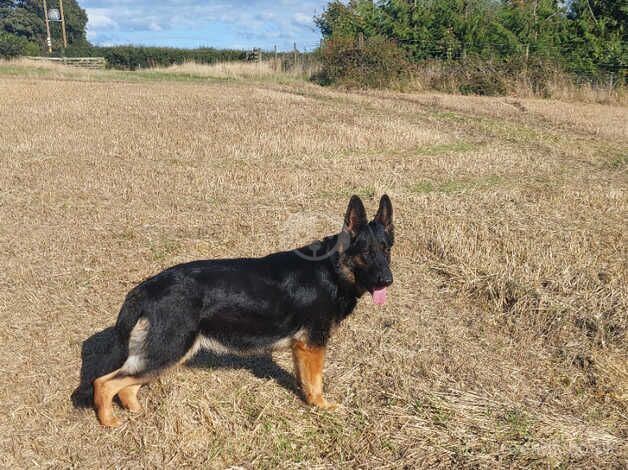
<box><xmin>374</xmin><ymin>194</ymin><xmax>394</xmax><ymax>236</ymax></box>
<box><xmin>343</xmin><ymin>195</ymin><xmax>367</xmax><ymax>238</ymax></box>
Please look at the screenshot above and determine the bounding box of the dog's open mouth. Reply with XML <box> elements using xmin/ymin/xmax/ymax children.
<box><xmin>371</xmin><ymin>287</ymin><xmax>387</xmax><ymax>305</ymax></box>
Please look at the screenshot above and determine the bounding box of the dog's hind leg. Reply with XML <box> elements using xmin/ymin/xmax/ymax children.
<box><xmin>118</xmin><ymin>384</ymin><xmax>142</xmax><ymax>413</ymax></box>
<box><xmin>93</xmin><ymin>306</ymin><xmax>199</xmax><ymax>426</ymax></box>
<box><xmin>94</xmin><ymin>372</ymin><xmax>150</xmax><ymax>427</ymax></box>
<box><xmin>292</xmin><ymin>341</ymin><xmax>337</xmax><ymax>411</ymax></box>
<box><xmin>93</xmin><ymin>317</ymin><xmax>153</xmax><ymax>426</ymax></box>
<box><xmin>93</xmin><ymin>368</ymin><xmax>121</xmax><ymax>427</ymax></box>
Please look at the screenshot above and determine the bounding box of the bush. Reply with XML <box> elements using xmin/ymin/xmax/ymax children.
<box><xmin>0</xmin><ymin>32</ymin><xmax>39</xmax><ymax>58</ymax></box>
<box><xmin>414</xmin><ymin>56</ymin><xmax>577</xmax><ymax>97</ymax></box>
<box><xmin>316</xmin><ymin>36</ymin><xmax>410</xmax><ymax>89</ymax></box>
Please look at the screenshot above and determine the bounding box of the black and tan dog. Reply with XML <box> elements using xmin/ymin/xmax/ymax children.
<box><xmin>82</xmin><ymin>195</ymin><xmax>394</xmax><ymax>426</ymax></box>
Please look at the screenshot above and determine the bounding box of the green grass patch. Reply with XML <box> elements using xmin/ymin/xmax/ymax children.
<box><xmin>499</xmin><ymin>408</ymin><xmax>532</xmax><ymax>442</ymax></box>
<box><xmin>413</xmin><ymin>398</ymin><xmax>453</xmax><ymax>428</ymax></box>
<box><xmin>150</xmin><ymin>238</ymin><xmax>182</xmax><ymax>263</ymax></box>
<box><xmin>413</xmin><ymin>175</ymin><xmax>503</xmax><ymax>194</ymax></box>
<box><xmin>0</xmin><ymin>63</ymin><xmax>237</xmax><ymax>84</ymax></box>
<box><xmin>607</xmin><ymin>152</ymin><xmax>627</xmax><ymax>169</ymax></box>
<box><xmin>418</xmin><ymin>142</ymin><xmax>477</xmax><ymax>156</ymax></box>
<box><xmin>430</xmin><ymin>110</ymin><xmax>466</xmax><ymax>122</ymax></box>
<box><xmin>130</xmin><ymin>70</ymin><xmax>229</xmax><ymax>83</ymax></box>
<box><xmin>0</xmin><ymin>64</ymin><xmax>52</xmax><ymax>78</ymax></box>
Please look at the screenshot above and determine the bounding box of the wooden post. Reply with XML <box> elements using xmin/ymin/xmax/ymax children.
<box><xmin>59</xmin><ymin>0</ymin><xmax>68</xmax><ymax>49</ymax></box>
<box><xmin>42</xmin><ymin>0</ymin><xmax>52</xmax><ymax>54</ymax></box>
<box><xmin>273</xmin><ymin>44</ymin><xmax>278</xmax><ymax>71</ymax></box>
<box><xmin>293</xmin><ymin>42</ymin><xmax>297</xmax><ymax>65</ymax></box>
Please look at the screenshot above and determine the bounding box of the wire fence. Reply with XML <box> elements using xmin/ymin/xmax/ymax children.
<box><xmin>44</xmin><ymin>37</ymin><xmax>625</xmax><ymax>86</ymax></box>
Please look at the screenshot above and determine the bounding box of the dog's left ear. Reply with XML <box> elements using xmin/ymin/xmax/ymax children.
<box><xmin>374</xmin><ymin>194</ymin><xmax>394</xmax><ymax>236</ymax></box>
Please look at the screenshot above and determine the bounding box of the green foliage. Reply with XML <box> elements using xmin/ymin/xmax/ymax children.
<box><xmin>0</xmin><ymin>30</ymin><xmax>37</xmax><ymax>57</ymax></box>
<box><xmin>314</xmin><ymin>0</ymin><xmax>363</xmax><ymax>38</ymax></box>
<box><xmin>565</xmin><ymin>0</ymin><xmax>627</xmax><ymax>76</ymax></box>
<box><xmin>0</xmin><ymin>0</ymin><xmax>88</xmax><ymax>53</ymax></box>
<box><xmin>0</xmin><ymin>2</ymin><xmax>45</xmax><ymax>43</ymax></box>
<box><xmin>96</xmin><ymin>46</ymin><xmax>247</xmax><ymax>70</ymax></box>
<box><xmin>316</xmin><ymin>0</ymin><xmax>627</xmax><ymax>85</ymax></box>
<box><xmin>315</xmin><ymin>35</ymin><xmax>410</xmax><ymax>88</ymax></box>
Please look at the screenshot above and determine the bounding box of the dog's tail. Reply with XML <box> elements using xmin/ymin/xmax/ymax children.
<box><xmin>71</xmin><ymin>297</ymin><xmax>142</xmax><ymax>408</ymax></box>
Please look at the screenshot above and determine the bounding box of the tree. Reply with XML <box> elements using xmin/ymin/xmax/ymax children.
<box><xmin>315</xmin><ymin>0</ymin><xmax>625</xmax><ymax>79</ymax></box>
<box><xmin>315</xmin><ymin>1</ymin><xmax>365</xmax><ymax>39</ymax></box>
<box><xmin>0</xmin><ymin>0</ymin><xmax>89</xmax><ymax>54</ymax></box>
<box><xmin>0</xmin><ymin>30</ymin><xmax>38</xmax><ymax>56</ymax></box>
<box><xmin>566</xmin><ymin>0</ymin><xmax>627</xmax><ymax>75</ymax></box>
<box><xmin>0</xmin><ymin>2</ymin><xmax>45</xmax><ymax>42</ymax></box>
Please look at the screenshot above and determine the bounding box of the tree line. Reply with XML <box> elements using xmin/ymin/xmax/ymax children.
<box><xmin>315</xmin><ymin>0</ymin><xmax>626</xmax><ymax>78</ymax></box>
<box><xmin>1</xmin><ymin>0</ymin><xmax>625</xmax><ymax>93</ymax></box>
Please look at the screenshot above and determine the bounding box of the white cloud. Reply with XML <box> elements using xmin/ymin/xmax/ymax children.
<box><xmin>82</xmin><ymin>1</ymin><xmax>325</xmax><ymax>49</ymax></box>
<box><xmin>85</xmin><ymin>8</ymin><xmax>119</xmax><ymax>30</ymax></box>
<box><xmin>148</xmin><ymin>21</ymin><xmax>162</xmax><ymax>32</ymax></box>
<box><xmin>293</xmin><ymin>12</ymin><xmax>313</xmax><ymax>28</ymax></box>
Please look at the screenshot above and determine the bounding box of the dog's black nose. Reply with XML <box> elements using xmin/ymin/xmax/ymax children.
<box><xmin>378</xmin><ymin>274</ymin><xmax>393</xmax><ymax>287</ymax></box>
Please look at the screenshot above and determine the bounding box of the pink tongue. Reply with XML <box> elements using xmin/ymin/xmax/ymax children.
<box><xmin>372</xmin><ymin>288</ymin><xmax>387</xmax><ymax>305</ymax></box>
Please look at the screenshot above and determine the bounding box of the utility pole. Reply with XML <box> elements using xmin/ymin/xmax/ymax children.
<box><xmin>59</xmin><ymin>0</ymin><xmax>68</xmax><ymax>49</ymax></box>
<box><xmin>42</xmin><ymin>0</ymin><xmax>52</xmax><ymax>54</ymax></box>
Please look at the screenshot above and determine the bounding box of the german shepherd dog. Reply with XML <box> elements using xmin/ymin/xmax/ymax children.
<box><xmin>82</xmin><ymin>195</ymin><xmax>393</xmax><ymax>427</ymax></box>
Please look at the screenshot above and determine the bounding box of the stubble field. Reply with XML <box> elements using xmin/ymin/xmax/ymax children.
<box><xmin>0</xmin><ymin>62</ymin><xmax>626</xmax><ymax>468</ymax></box>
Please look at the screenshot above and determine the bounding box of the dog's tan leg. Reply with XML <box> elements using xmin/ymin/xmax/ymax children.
<box><xmin>118</xmin><ymin>384</ymin><xmax>142</xmax><ymax>413</ymax></box>
<box><xmin>93</xmin><ymin>369</ymin><xmax>122</xmax><ymax>427</ymax></box>
<box><xmin>291</xmin><ymin>340</ymin><xmax>337</xmax><ymax>410</ymax></box>
<box><xmin>94</xmin><ymin>371</ymin><xmax>148</xmax><ymax>427</ymax></box>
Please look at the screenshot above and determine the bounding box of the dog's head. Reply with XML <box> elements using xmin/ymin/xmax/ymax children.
<box><xmin>339</xmin><ymin>194</ymin><xmax>394</xmax><ymax>304</ymax></box>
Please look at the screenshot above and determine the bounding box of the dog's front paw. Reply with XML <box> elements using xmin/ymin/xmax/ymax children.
<box><xmin>100</xmin><ymin>415</ymin><xmax>122</xmax><ymax>428</ymax></box>
<box><xmin>310</xmin><ymin>396</ymin><xmax>339</xmax><ymax>411</ymax></box>
<box><xmin>319</xmin><ymin>400</ymin><xmax>339</xmax><ymax>411</ymax></box>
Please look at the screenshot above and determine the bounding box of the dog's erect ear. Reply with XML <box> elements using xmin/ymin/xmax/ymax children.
<box><xmin>374</xmin><ymin>194</ymin><xmax>394</xmax><ymax>235</ymax></box>
<box><xmin>343</xmin><ymin>195</ymin><xmax>367</xmax><ymax>237</ymax></box>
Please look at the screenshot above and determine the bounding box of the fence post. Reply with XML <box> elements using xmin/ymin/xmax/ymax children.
<box><xmin>274</xmin><ymin>44</ymin><xmax>278</xmax><ymax>70</ymax></box>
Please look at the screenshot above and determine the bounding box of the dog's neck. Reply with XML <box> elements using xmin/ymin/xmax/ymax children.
<box><xmin>293</xmin><ymin>233</ymin><xmax>364</xmax><ymax>299</ymax></box>
<box><xmin>328</xmin><ymin>234</ymin><xmax>366</xmax><ymax>299</ymax></box>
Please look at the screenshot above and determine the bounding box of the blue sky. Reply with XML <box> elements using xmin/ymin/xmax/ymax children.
<box><xmin>82</xmin><ymin>1</ymin><xmax>327</xmax><ymax>51</ymax></box>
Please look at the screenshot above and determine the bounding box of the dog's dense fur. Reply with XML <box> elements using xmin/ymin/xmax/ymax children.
<box><xmin>79</xmin><ymin>195</ymin><xmax>394</xmax><ymax>426</ymax></box>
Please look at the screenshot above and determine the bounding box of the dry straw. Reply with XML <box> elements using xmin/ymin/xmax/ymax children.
<box><xmin>0</xmin><ymin>60</ymin><xmax>626</xmax><ymax>468</ymax></box>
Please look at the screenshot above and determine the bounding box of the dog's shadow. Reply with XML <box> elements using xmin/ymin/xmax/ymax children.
<box><xmin>71</xmin><ymin>327</ymin><xmax>302</xmax><ymax>408</ymax></box>
<box><xmin>71</xmin><ymin>326</ymin><xmax>118</xmax><ymax>408</ymax></box>
<box><xmin>187</xmin><ymin>350</ymin><xmax>302</xmax><ymax>398</ymax></box>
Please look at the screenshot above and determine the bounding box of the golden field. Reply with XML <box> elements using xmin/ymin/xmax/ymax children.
<box><xmin>0</xmin><ymin>61</ymin><xmax>626</xmax><ymax>468</ymax></box>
